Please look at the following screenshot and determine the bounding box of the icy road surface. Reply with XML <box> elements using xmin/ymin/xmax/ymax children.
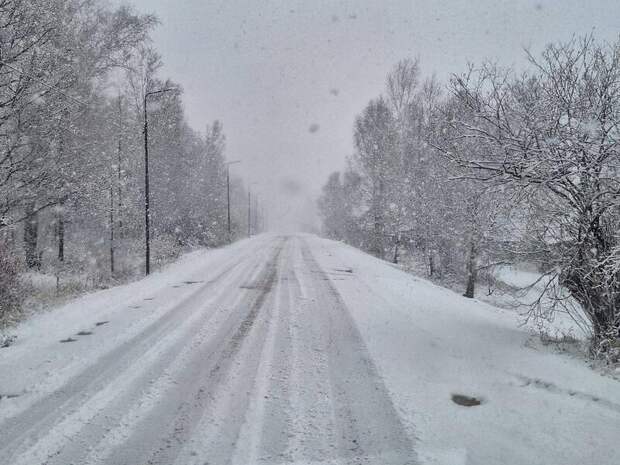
<box><xmin>1</xmin><ymin>234</ymin><xmax>619</xmax><ymax>465</ymax></box>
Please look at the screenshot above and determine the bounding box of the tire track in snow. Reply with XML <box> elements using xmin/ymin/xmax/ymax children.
<box><xmin>231</xmin><ymin>237</ymin><xmax>296</xmax><ymax>465</ymax></box>
<box><xmin>297</xmin><ymin>237</ymin><xmax>418</xmax><ymax>465</ymax></box>
<box><xmin>96</xmin><ymin>237</ymin><xmax>286</xmax><ymax>465</ymax></box>
<box><xmin>2</xmin><ymin>235</ymin><xmax>418</xmax><ymax>465</ymax></box>
<box><xmin>0</xmin><ymin>241</ymin><xmax>269</xmax><ymax>464</ymax></box>
<box><xmin>45</xmin><ymin>248</ymin><xmax>271</xmax><ymax>465</ymax></box>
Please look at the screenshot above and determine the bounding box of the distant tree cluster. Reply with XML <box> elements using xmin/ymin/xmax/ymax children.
<box><xmin>0</xmin><ymin>0</ymin><xmax>249</xmax><ymax>329</ymax></box>
<box><xmin>318</xmin><ymin>37</ymin><xmax>620</xmax><ymax>355</ymax></box>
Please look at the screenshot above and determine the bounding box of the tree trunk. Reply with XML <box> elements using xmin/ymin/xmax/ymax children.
<box><xmin>372</xmin><ymin>182</ymin><xmax>384</xmax><ymax>259</ymax></box>
<box><xmin>428</xmin><ymin>250</ymin><xmax>435</xmax><ymax>277</ymax></box>
<box><xmin>464</xmin><ymin>240</ymin><xmax>477</xmax><ymax>298</ymax></box>
<box><xmin>57</xmin><ymin>208</ymin><xmax>65</xmax><ymax>263</ymax></box>
<box><xmin>23</xmin><ymin>202</ymin><xmax>39</xmax><ymax>269</ymax></box>
<box><xmin>392</xmin><ymin>234</ymin><xmax>400</xmax><ymax>264</ymax></box>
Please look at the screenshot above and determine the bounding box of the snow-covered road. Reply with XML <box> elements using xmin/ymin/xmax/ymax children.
<box><xmin>1</xmin><ymin>234</ymin><xmax>619</xmax><ymax>465</ymax></box>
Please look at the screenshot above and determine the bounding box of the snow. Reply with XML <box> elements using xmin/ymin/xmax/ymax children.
<box><xmin>493</xmin><ymin>264</ymin><xmax>542</xmax><ymax>289</ymax></box>
<box><xmin>0</xmin><ymin>236</ymin><xmax>267</xmax><ymax>420</ymax></box>
<box><xmin>305</xmin><ymin>235</ymin><xmax>620</xmax><ymax>465</ymax></box>
<box><xmin>1</xmin><ymin>234</ymin><xmax>619</xmax><ymax>465</ymax></box>
<box><xmin>488</xmin><ymin>265</ymin><xmax>591</xmax><ymax>339</ymax></box>
<box><xmin>21</xmin><ymin>272</ymin><xmax>57</xmax><ymax>291</ymax></box>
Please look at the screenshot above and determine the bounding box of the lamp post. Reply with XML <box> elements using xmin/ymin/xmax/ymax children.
<box><xmin>143</xmin><ymin>87</ymin><xmax>178</xmax><ymax>275</ymax></box>
<box><xmin>225</xmin><ymin>160</ymin><xmax>241</xmax><ymax>242</ymax></box>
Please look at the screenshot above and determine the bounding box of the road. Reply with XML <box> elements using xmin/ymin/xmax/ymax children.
<box><xmin>0</xmin><ymin>235</ymin><xmax>417</xmax><ymax>465</ymax></box>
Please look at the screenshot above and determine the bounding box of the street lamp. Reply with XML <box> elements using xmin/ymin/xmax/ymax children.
<box><xmin>144</xmin><ymin>87</ymin><xmax>178</xmax><ymax>275</ymax></box>
<box><xmin>225</xmin><ymin>160</ymin><xmax>241</xmax><ymax>242</ymax></box>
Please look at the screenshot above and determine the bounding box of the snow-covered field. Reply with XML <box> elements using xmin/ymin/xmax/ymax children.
<box><xmin>1</xmin><ymin>234</ymin><xmax>619</xmax><ymax>465</ymax></box>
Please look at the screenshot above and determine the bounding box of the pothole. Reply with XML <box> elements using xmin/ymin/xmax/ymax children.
<box><xmin>60</xmin><ymin>337</ymin><xmax>77</xmax><ymax>343</ymax></box>
<box><xmin>0</xmin><ymin>393</ymin><xmax>20</xmax><ymax>400</ymax></box>
<box><xmin>95</xmin><ymin>321</ymin><xmax>109</xmax><ymax>326</ymax></box>
<box><xmin>451</xmin><ymin>393</ymin><xmax>483</xmax><ymax>407</ymax></box>
<box><xmin>76</xmin><ymin>331</ymin><xmax>93</xmax><ymax>336</ymax></box>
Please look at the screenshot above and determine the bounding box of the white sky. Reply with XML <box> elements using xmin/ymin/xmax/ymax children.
<box><xmin>117</xmin><ymin>0</ymin><xmax>620</xmax><ymax>231</ymax></box>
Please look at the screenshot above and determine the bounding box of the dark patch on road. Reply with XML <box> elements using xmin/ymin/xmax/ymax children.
<box><xmin>60</xmin><ymin>338</ymin><xmax>77</xmax><ymax>343</ymax></box>
<box><xmin>218</xmin><ymin>246</ymin><xmax>281</xmax><ymax>369</ymax></box>
<box><xmin>0</xmin><ymin>393</ymin><xmax>20</xmax><ymax>400</ymax></box>
<box><xmin>95</xmin><ymin>321</ymin><xmax>109</xmax><ymax>326</ymax></box>
<box><xmin>333</xmin><ymin>268</ymin><xmax>353</xmax><ymax>273</ymax></box>
<box><xmin>76</xmin><ymin>331</ymin><xmax>93</xmax><ymax>336</ymax></box>
<box><xmin>451</xmin><ymin>393</ymin><xmax>483</xmax><ymax>407</ymax></box>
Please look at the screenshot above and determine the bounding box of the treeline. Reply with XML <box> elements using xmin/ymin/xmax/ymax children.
<box><xmin>318</xmin><ymin>36</ymin><xmax>620</xmax><ymax>355</ymax></box>
<box><xmin>0</xmin><ymin>0</ymin><xmax>249</xmax><ymax>329</ymax></box>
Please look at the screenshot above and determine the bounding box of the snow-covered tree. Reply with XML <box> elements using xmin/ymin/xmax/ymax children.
<box><xmin>446</xmin><ymin>36</ymin><xmax>620</xmax><ymax>347</ymax></box>
<box><xmin>352</xmin><ymin>97</ymin><xmax>399</xmax><ymax>258</ymax></box>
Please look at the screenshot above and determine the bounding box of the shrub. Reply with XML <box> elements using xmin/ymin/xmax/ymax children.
<box><xmin>0</xmin><ymin>242</ymin><xmax>25</xmax><ymax>332</ymax></box>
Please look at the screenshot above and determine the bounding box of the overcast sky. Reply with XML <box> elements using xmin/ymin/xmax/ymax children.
<box><xmin>117</xmin><ymin>0</ymin><xmax>620</xmax><ymax>231</ymax></box>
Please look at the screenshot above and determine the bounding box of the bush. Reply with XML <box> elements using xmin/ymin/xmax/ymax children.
<box><xmin>0</xmin><ymin>242</ymin><xmax>25</xmax><ymax>332</ymax></box>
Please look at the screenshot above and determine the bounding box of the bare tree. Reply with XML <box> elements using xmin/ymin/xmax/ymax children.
<box><xmin>446</xmin><ymin>36</ymin><xmax>620</xmax><ymax>347</ymax></box>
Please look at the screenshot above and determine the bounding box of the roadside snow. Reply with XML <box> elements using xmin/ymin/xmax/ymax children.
<box><xmin>0</xmin><ymin>236</ymin><xmax>268</xmax><ymax>421</ymax></box>
<box><xmin>487</xmin><ymin>265</ymin><xmax>590</xmax><ymax>339</ymax></box>
<box><xmin>305</xmin><ymin>235</ymin><xmax>620</xmax><ymax>465</ymax></box>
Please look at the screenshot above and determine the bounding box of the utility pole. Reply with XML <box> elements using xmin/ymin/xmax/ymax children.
<box><xmin>254</xmin><ymin>194</ymin><xmax>259</xmax><ymax>234</ymax></box>
<box><xmin>224</xmin><ymin>160</ymin><xmax>241</xmax><ymax>242</ymax></box>
<box><xmin>109</xmin><ymin>183</ymin><xmax>114</xmax><ymax>275</ymax></box>
<box><xmin>247</xmin><ymin>190</ymin><xmax>251</xmax><ymax>237</ymax></box>
<box><xmin>143</xmin><ymin>94</ymin><xmax>150</xmax><ymax>275</ymax></box>
<box><xmin>247</xmin><ymin>182</ymin><xmax>259</xmax><ymax>237</ymax></box>
<box><xmin>117</xmin><ymin>94</ymin><xmax>123</xmax><ymax>233</ymax></box>
<box><xmin>111</xmin><ymin>94</ymin><xmax>123</xmax><ymax>277</ymax></box>
<box><xmin>143</xmin><ymin>87</ymin><xmax>178</xmax><ymax>275</ymax></box>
